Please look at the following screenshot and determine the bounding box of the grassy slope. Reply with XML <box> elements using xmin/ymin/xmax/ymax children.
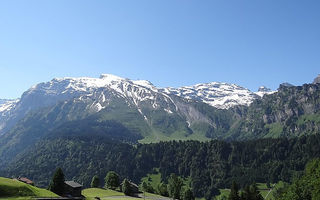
<box><xmin>82</xmin><ymin>188</ymin><xmax>125</xmax><ymax>200</ymax></box>
<box><xmin>83</xmin><ymin>188</ymin><xmax>168</xmax><ymax>200</ymax></box>
<box><xmin>0</xmin><ymin>177</ymin><xmax>58</xmax><ymax>199</ymax></box>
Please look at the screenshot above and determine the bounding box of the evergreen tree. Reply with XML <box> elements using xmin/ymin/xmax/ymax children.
<box><xmin>122</xmin><ymin>178</ymin><xmax>132</xmax><ymax>196</ymax></box>
<box><xmin>228</xmin><ymin>181</ymin><xmax>240</xmax><ymax>200</ymax></box>
<box><xmin>240</xmin><ymin>183</ymin><xmax>264</xmax><ymax>200</ymax></box>
<box><xmin>204</xmin><ymin>186</ymin><xmax>220</xmax><ymax>200</ymax></box>
<box><xmin>183</xmin><ymin>187</ymin><xmax>195</xmax><ymax>200</ymax></box>
<box><xmin>168</xmin><ymin>173</ymin><xmax>184</xmax><ymax>200</ymax></box>
<box><xmin>48</xmin><ymin>168</ymin><xmax>65</xmax><ymax>196</ymax></box>
<box><xmin>240</xmin><ymin>185</ymin><xmax>252</xmax><ymax>200</ymax></box>
<box><xmin>141</xmin><ymin>181</ymin><xmax>148</xmax><ymax>192</ymax></box>
<box><xmin>105</xmin><ymin>171</ymin><xmax>120</xmax><ymax>190</ymax></box>
<box><xmin>91</xmin><ymin>175</ymin><xmax>100</xmax><ymax>188</ymax></box>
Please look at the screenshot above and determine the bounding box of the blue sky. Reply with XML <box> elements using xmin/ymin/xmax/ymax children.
<box><xmin>0</xmin><ymin>0</ymin><xmax>319</xmax><ymax>99</ymax></box>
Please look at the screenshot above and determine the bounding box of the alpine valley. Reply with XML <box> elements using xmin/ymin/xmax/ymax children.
<box><xmin>1</xmin><ymin>74</ymin><xmax>320</xmax><ymax>198</ymax></box>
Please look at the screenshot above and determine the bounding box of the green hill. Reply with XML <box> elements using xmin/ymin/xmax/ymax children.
<box><xmin>0</xmin><ymin>177</ymin><xmax>58</xmax><ymax>199</ymax></box>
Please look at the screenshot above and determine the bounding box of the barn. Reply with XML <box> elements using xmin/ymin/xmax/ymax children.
<box><xmin>64</xmin><ymin>181</ymin><xmax>82</xmax><ymax>197</ymax></box>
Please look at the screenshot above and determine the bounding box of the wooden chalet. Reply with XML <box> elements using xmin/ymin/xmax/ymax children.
<box><xmin>64</xmin><ymin>181</ymin><xmax>83</xmax><ymax>198</ymax></box>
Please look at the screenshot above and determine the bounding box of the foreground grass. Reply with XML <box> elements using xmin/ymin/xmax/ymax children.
<box><xmin>0</xmin><ymin>177</ymin><xmax>58</xmax><ymax>199</ymax></box>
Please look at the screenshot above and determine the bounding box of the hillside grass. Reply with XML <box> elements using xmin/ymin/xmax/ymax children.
<box><xmin>140</xmin><ymin>168</ymin><xmax>162</xmax><ymax>189</ymax></box>
<box><xmin>0</xmin><ymin>177</ymin><xmax>58</xmax><ymax>199</ymax></box>
<box><xmin>139</xmin><ymin>129</ymin><xmax>209</xmax><ymax>143</ymax></box>
<box><xmin>83</xmin><ymin>188</ymin><xmax>168</xmax><ymax>200</ymax></box>
<box><xmin>82</xmin><ymin>187</ymin><xmax>124</xmax><ymax>199</ymax></box>
<box><xmin>264</xmin><ymin>123</ymin><xmax>283</xmax><ymax>138</ymax></box>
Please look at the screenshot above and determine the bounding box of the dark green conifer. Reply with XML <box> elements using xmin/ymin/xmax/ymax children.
<box><xmin>48</xmin><ymin>167</ymin><xmax>65</xmax><ymax>196</ymax></box>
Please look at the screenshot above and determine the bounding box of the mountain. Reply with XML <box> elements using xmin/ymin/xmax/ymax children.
<box><xmin>0</xmin><ymin>75</ymin><xmax>272</xmax><ymax>132</ymax></box>
<box><xmin>2</xmin><ymin>74</ymin><xmax>320</xmax><ymax>171</ymax></box>
<box><xmin>0</xmin><ymin>74</ymin><xmax>244</xmax><ymax>167</ymax></box>
<box><xmin>1</xmin><ymin>73</ymin><xmax>320</xmax><ymax>197</ymax></box>
<box><xmin>0</xmin><ymin>74</ymin><xmax>275</xmax><ymax>144</ymax></box>
<box><xmin>1</xmin><ymin>74</ymin><xmax>262</xmax><ymax>134</ymax></box>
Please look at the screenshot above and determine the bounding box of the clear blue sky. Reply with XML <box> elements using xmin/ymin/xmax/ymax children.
<box><xmin>0</xmin><ymin>0</ymin><xmax>319</xmax><ymax>99</ymax></box>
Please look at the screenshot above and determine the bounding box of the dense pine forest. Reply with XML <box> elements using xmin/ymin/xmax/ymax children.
<box><xmin>2</xmin><ymin>133</ymin><xmax>320</xmax><ymax>198</ymax></box>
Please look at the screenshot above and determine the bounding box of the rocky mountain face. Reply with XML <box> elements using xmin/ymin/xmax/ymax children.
<box><xmin>232</xmin><ymin>82</ymin><xmax>320</xmax><ymax>139</ymax></box>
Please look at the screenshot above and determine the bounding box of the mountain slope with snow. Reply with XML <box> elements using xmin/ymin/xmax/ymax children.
<box><xmin>0</xmin><ymin>74</ymin><xmax>276</xmax><ymax>135</ymax></box>
<box><xmin>162</xmin><ymin>82</ymin><xmax>262</xmax><ymax>109</ymax></box>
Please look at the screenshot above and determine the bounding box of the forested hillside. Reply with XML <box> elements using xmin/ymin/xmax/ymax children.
<box><xmin>2</xmin><ymin>134</ymin><xmax>320</xmax><ymax>197</ymax></box>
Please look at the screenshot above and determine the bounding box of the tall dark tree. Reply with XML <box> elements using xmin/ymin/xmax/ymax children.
<box><xmin>105</xmin><ymin>171</ymin><xmax>120</xmax><ymax>190</ymax></box>
<box><xmin>48</xmin><ymin>168</ymin><xmax>65</xmax><ymax>196</ymax></box>
<box><xmin>91</xmin><ymin>175</ymin><xmax>100</xmax><ymax>188</ymax></box>
<box><xmin>228</xmin><ymin>181</ymin><xmax>240</xmax><ymax>200</ymax></box>
<box><xmin>168</xmin><ymin>173</ymin><xmax>184</xmax><ymax>200</ymax></box>
<box><xmin>204</xmin><ymin>186</ymin><xmax>220</xmax><ymax>200</ymax></box>
<box><xmin>183</xmin><ymin>187</ymin><xmax>195</xmax><ymax>200</ymax></box>
<box><xmin>240</xmin><ymin>183</ymin><xmax>264</xmax><ymax>200</ymax></box>
<box><xmin>122</xmin><ymin>178</ymin><xmax>132</xmax><ymax>196</ymax></box>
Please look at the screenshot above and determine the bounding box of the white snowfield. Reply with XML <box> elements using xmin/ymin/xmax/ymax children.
<box><xmin>0</xmin><ymin>74</ymin><xmax>275</xmax><ymax>115</ymax></box>
<box><xmin>0</xmin><ymin>99</ymin><xmax>19</xmax><ymax>113</ymax></box>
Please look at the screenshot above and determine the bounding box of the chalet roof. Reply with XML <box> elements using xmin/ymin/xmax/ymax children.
<box><xmin>120</xmin><ymin>180</ymin><xmax>138</xmax><ymax>188</ymax></box>
<box><xmin>18</xmin><ymin>177</ymin><xmax>33</xmax><ymax>184</ymax></box>
<box><xmin>64</xmin><ymin>181</ymin><xmax>82</xmax><ymax>188</ymax></box>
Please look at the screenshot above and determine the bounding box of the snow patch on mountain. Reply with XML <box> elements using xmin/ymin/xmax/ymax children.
<box><xmin>162</xmin><ymin>82</ymin><xmax>259</xmax><ymax>109</ymax></box>
<box><xmin>255</xmin><ymin>86</ymin><xmax>276</xmax><ymax>97</ymax></box>
<box><xmin>0</xmin><ymin>99</ymin><xmax>19</xmax><ymax>113</ymax></box>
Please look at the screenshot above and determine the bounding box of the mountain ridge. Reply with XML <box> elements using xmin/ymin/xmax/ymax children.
<box><xmin>0</xmin><ymin>74</ymin><xmax>274</xmax><ymax>116</ymax></box>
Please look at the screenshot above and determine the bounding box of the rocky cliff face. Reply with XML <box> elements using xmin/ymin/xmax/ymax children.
<box><xmin>233</xmin><ymin>83</ymin><xmax>320</xmax><ymax>139</ymax></box>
